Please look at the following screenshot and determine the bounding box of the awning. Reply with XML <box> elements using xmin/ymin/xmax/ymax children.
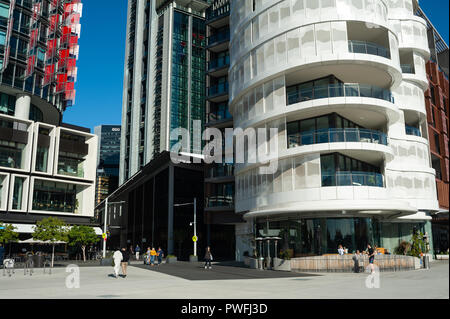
<box><xmin>9</xmin><ymin>224</ymin><xmax>103</xmax><ymax>235</ymax></box>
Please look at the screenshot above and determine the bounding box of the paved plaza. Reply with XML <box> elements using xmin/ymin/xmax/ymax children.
<box><xmin>0</xmin><ymin>260</ymin><xmax>448</xmax><ymax>299</ymax></box>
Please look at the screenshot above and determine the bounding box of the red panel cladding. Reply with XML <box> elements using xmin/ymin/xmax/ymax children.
<box><xmin>26</xmin><ymin>56</ymin><xmax>36</xmax><ymax>75</ymax></box>
<box><xmin>44</xmin><ymin>64</ymin><xmax>55</xmax><ymax>85</ymax></box>
<box><xmin>49</xmin><ymin>14</ymin><xmax>59</xmax><ymax>33</ymax></box>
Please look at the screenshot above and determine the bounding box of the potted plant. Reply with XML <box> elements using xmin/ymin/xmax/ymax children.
<box><xmin>189</xmin><ymin>254</ymin><xmax>198</xmax><ymax>262</ymax></box>
<box><xmin>166</xmin><ymin>254</ymin><xmax>177</xmax><ymax>264</ymax></box>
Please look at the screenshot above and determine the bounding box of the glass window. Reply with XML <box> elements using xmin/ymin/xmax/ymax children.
<box><xmin>12</xmin><ymin>177</ymin><xmax>25</xmax><ymax>210</ymax></box>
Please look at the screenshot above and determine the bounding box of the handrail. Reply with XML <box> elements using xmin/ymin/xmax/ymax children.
<box><xmin>348</xmin><ymin>40</ymin><xmax>391</xmax><ymax>59</ymax></box>
<box><xmin>288</xmin><ymin>128</ymin><xmax>388</xmax><ymax>148</ymax></box>
<box><xmin>322</xmin><ymin>171</ymin><xmax>384</xmax><ymax>187</ymax></box>
<box><xmin>287</xmin><ymin>83</ymin><xmax>394</xmax><ymax>105</ymax></box>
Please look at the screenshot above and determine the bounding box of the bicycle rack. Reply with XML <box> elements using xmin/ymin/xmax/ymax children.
<box><xmin>24</xmin><ymin>258</ymin><xmax>34</xmax><ymax>276</ymax></box>
<box><xmin>2</xmin><ymin>259</ymin><xmax>15</xmax><ymax>277</ymax></box>
<box><xmin>43</xmin><ymin>260</ymin><xmax>52</xmax><ymax>275</ymax></box>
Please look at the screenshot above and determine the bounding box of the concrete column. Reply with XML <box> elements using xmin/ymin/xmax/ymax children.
<box><xmin>14</xmin><ymin>94</ymin><xmax>31</xmax><ymax>121</ymax></box>
<box><xmin>168</xmin><ymin>164</ymin><xmax>174</xmax><ymax>254</ymax></box>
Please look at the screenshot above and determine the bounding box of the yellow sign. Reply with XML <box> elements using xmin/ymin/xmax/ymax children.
<box><xmin>192</xmin><ymin>235</ymin><xmax>198</xmax><ymax>242</ymax></box>
<box><xmin>102</xmin><ymin>233</ymin><xmax>107</xmax><ymax>239</ymax></box>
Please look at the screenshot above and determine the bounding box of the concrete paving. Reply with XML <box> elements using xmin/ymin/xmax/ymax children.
<box><xmin>0</xmin><ymin>260</ymin><xmax>447</xmax><ymax>299</ymax></box>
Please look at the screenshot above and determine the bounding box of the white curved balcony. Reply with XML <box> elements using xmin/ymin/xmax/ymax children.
<box><xmin>392</xmin><ymin>17</ymin><xmax>430</xmax><ymax>59</ymax></box>
<box><xmin>392</xmin><ymin>81</ymin><xmax>426</xmax><ymax>115</ymax></box>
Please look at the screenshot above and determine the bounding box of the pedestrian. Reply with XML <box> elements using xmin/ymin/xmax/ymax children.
<box><xmin>113</xmin><ymin>248</ymin><xmax>123</xmax><ymax>279</ymax></box>
<box><xmin>204</xmin><ymin>246</ymin><xmax>213</xmax><ymax>269</ymax></box>
<box><xmin>144</xmin><ymin>247</ymin><xmax>151</xmax><ymax>265</ymax></box>
<box><xmin>135</xmin><ymin>245</ymin><xmax>141</xmax><ymax>260</ymax></box>
<box><xmin>366</xmin><ymin>244</ymin><xmax>375</xmax><ymax>274</ymax></box>
<box><xmin>337</xmin><ymin>245</ymin><xmax>344</xmax><ymax>255</ymax></box>
<box><xmin>157</xmin><ymin>247</ymin><xmax>164</xmax><ymax>266</ymax></box>
<box><xmin>129</xmin><ymin>245</ymin><xmax>134</xmax><ymax>259</ymax></box>
<box><xmin>121</xmin><ymin>247</ymin><xmax>130</xmax><ymax>278</ymax></box>
<box><xmin>150</xmin><ymin>247</ymin><xmax>157</xmax><ymax>266</ymax></box>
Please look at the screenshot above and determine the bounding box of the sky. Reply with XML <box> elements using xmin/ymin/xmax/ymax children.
<box><xmin>62</xmin><ymin>0</ymin><xmax>450</xmax><ymax>132</ymax></box>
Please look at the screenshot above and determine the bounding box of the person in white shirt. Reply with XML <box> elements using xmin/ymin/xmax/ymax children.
<box><xmin>337</xmin><ymin>245</ymin><xmax>345</xmax><ymax>255</ymax></box>
<box><xmin>113</xmin><ymin>248</ymin><xmax>123</xmax><ymax>278</ymax></box>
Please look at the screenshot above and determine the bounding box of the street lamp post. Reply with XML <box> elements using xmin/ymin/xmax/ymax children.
<box><xmin>174</xmin><ymin>197</ymin><xmax>197</xmax><ymax>257</ymax></box>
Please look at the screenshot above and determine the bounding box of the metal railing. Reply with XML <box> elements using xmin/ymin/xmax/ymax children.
<box><xmin>287</xmin><ymin>83</ymin><xmax>394</xmax><ymax>105</ymax></box>
<box><xmin>288</xmin><ymin>128</ymin><xmax>388</xmax><ymax>148</ymax></box>
<box><xmin>322</xmin><ymin>171</ymin><xmax>384</xmax><ymax>187</ymax></box>
<box><xmin>348</xmin><ymin>40</ymin><xmax>391</xmax><ymax>59</ymax></box>
<box><xmin>207</xmin><ymin>108</ymin><xmax>232</xmax><ymax>123</ymax></box>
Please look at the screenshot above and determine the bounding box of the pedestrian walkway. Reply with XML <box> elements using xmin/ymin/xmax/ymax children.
<box><xmin>132</xmin><ymin>261</ymin><xmax>319</xmax><ymax>281</ymax></box>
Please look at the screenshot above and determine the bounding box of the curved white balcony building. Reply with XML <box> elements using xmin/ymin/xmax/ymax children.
<box><xmin>229</xmin><ymin>0</ymin><xmax>439</xmax><ymax>259</ymax></box>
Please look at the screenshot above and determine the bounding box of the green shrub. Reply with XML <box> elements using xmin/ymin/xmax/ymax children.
<box><xmin>394</xmin><ymin>241</ymin><xmax>411</xmax><ymax>255</ymax></box>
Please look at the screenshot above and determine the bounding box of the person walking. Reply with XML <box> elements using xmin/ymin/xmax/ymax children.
<box><xmin>204</xmin><ymin>246</ymin><xmax>213</xmax><ymax>270</ymax></box>
<box><xmin>135</xmin><ymin>245</ymin><xmax>141</xmax><ymax>261</ymax></box>
<box><xmin>121</xmin><ymin>247</ymin><xmax>130</xmax><ymax>278</ymax></box>
<box><xmin>129</xmin><ymin>245</ymin><xmax>134</xmax><ymax>259</ymax></box>
<box><xmin>150</xmin><ymin>247</ymin><xmax>157</xmax><ymax>266</ymax></box>
<box><xmin>157</xmin><ymin>247</ymin><xmax>164</xmax><ymax>266</ymax></box>
<box><xmin>367</xmin><ymin>244</ymin><xmax>375</xmax><ymax>274</ymax></box>
<box><xmin>144</xmin><ymin>247</ymin><xmax>151</xmax><ymax>265</ymax></box>
<box><xmin>112</xmin><ymin>248</ymin><xmax>123</xmax><ymax>279</ymax></box>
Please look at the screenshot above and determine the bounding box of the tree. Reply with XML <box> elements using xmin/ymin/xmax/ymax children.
<box><xmin>68</xmin><ymin>225</ymin><xmax>100</xmax><ymax>262</ymax></box>
<box><xmin>0</xmin><ymin>223</ymin><xmax>19</xmax><ymax>257</ymax></box>
<box><xmin>0</xmin><ymin>222</ymin><xmax>19</xmax><ymax>244</ymax></box>
<box><xmin>408</xmin><ymin>230</ymin><xmax>427</xmax><ymax>258</ymax></box>
<box><xmin>33</xmin><ymin>217</ymin><xmax>68</xmax><ymax>268</ymax></box>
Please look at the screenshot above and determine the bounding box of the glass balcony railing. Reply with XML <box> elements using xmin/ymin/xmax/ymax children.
<box><xmin>401</xmin><ymin>64</ymin><xmax>415</xmax><ymax>74</ymax></box>
<box><xmin>405</xmin><ymin>126</ymin><xmax>421</xmax><ymax>137</ymax></box>
<box><xmin>206</xmin><ymin>195</ymin><xmax>234</xmax><ymax>208</ymax></box>
<box><xmin>208</xmin><ymin>82</ymin><xmax>229</xmax><ymax>97</ymax></box>
<box><xmin>206</xmin><ymin>4</ymin><xmax>230</xmax><ymax>21</ymax></box>
<box><xmin>288</xmin><ymin>128</ymin><xmax>388</xmax><ymax>148</ymax></box>
<box><xmin>209</xmin><ymin>55</ymin><xmax>230</xmax><ymax>71</ymax></box>
<box><xmin>207</xmin><ymin>108</ymin><xmax>232</xmax><ymax>123</ymax></box>
<box><xmin>348</xmin><ymin>40</ymin><xmax>391</xmax><ymax>59</ymax></box>
<box><xmin>207</xmin><ymin>31</ymin><xmax>230</xmax><ymax>46</ymax></box>
<box><xmin>207</xmin><ymin>164</ymin><xmax>234</xmax><ymax>179</ymax></box>
<box><xmin>322</xmin><ymin>171</ymin><xmax>384</xmax><ymax>187</ymax></box>
<box><xmin>287</xmin><ymin>83</ymin><xmax>394</xmax><ymax>105</ymax></box>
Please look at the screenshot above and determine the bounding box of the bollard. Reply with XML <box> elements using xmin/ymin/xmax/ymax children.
<box><xmin>423</xmin><ymin>255</ymin><xmax>430</xmax><ymax>269</ymax></box>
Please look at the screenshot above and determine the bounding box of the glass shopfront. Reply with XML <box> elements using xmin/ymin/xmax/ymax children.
<box><xmin>255</xmin><ymin>217</ymin><xmax>426</xmax><ymax>258</ymax></box>
<box><xmin>32</xmin><ymin>180</ymin><xmax>79</xmax><ymax>213</ymax></box>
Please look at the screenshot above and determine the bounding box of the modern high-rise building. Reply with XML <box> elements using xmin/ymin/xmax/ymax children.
<box><xmin>415</xmin><ymin>7</ymin><xmax>449</xmax><ymax>254</ymax></box>
<box><xmin>94</xmin><ymin>125</ymin><xmax>121</xmax><ymax>204</ymax></box>
<box><xmin>0</xmin><ymin>0</ymin><xmax>99</xmax><ymax>234</ymax></box>
<box><xmin>119</xmin><ymin>0</ymin><xmax>210</xmax><ymax>185</ymax></box>
<box><xmin>204</xmin><ymin>0</ymin><xmax>242</xmax><ymax>260</ymax></box>
<box><xmin>229</xmin><ymin>0</ymin><xmax>440</xmax><ymax>259</ymax></box>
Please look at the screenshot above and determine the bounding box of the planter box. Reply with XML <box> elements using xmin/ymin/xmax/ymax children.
<box><xmin>436</xmin><ymin>255</ymin><xmax>449</xmax><ymax>260</ymax></box>
<box><xmin>249</xmin><ymin>257</ymin><xmax>259</xmax><ymax>269</ymax></box>
<box><xmin>244</xmin><ymin>256</ymin><xmax>250</xmax><ymax>267</ymax></box>
<box><xmin>273</xmin><ymin>257</ymin><xmax>291</xmax><ymax>272</ymax></box>
<box><xmin>100</xmin><ymin>258</ymin><xmax>113</xmax><ymax>266</ymax></box>
<box><xmin>189</xmin><ymin>255</ymin><xmax>198</xmax><ymax>262</ymax></box>
<box><xmin>414</xmin><ymin>257</ymin><xmax>421</xmax><ymax>270</ymax></box>
<box><xmin>166</xmin><ymin>256</ymin><xmax>177</xmax><ymax>264</ymax></box>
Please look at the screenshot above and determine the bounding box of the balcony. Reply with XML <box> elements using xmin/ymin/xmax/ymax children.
<box><xmin>208</xmin><ymin>82</ymin><xmax>228</xmax><ymax>98</ymax></box>
<box><xmin>322</xmin><ymin>171</ymin><xmax>384</xmax><ymax>188</ymax></box>
<box><xmin>207</xmin><ymin>107</ymin><xmax>232</xmax><ymax>124</ymax></box>
<box><xmin>405</xmin><ymin>125</ymin><xmax>421</xmax><ymax>137</ymax></box>
<box><xmin>288</xmin><ymin>128</ymin><xmax>388</xmax><ymax>148</ymax></box>
<box><xmin>287</xmin><ymin>83</ymin><xmax>394</xmax><ymax>105</ymax></box>
<box><xmin>208</xmin><ymin>55</ymin><xmax>230</xmax><ymax>71</ymax></box>
<box><xmin>207</xmin><ymin>30</ymin><xmax>230</xmax><ymax>46</ymax></box>
<box><xmin>348</xmin><ymin>40</ymin><xmax>391</xmax><ymax>59</ymax></box>
<box><xmin>206</xmin><ymin>195</ymin><xmax>234</xmax><ymax>208</ymax></box>
<box><xmin>206</xmin><ymin>164</ymin><xmax>234</xmax><ymax>179</ymax></box>
<box><xmin>401</xmin><ymin>64</ymin><xmax>415</xmax><ymax>74</ymax></box>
